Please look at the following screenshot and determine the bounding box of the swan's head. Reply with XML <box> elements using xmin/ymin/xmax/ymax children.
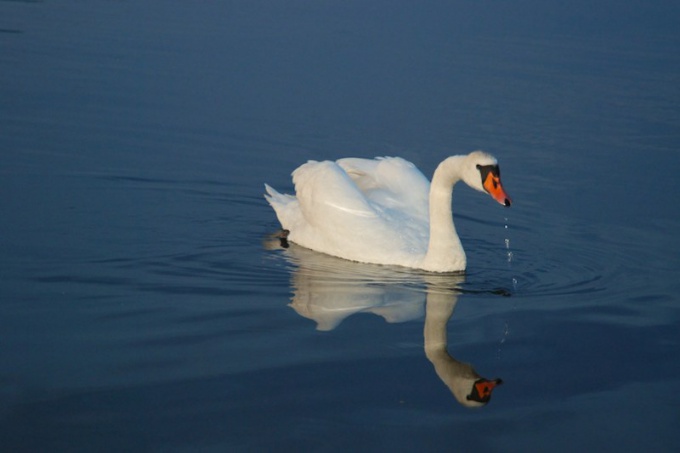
<box><xmin>461</xmin><ymin>151</ymin><xmax>512</xmax><ymax>207</ymax></box>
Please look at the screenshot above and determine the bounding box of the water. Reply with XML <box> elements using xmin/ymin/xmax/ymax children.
<box><xmin>2</xmin><ymin>1</ymin><xmax>680</xmax><ymax>451</ymax></box>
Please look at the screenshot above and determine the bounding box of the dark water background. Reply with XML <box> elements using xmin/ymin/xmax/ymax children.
<box><xmin>2</xmin><ymin>1</ymin><xmax>679</xmax><ymax>451</ymax></box>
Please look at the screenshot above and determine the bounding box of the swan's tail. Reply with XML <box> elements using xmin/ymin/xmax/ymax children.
<box><xmin>264</xmin><ymin>184</ymin><xmax>295</xmax><ymax>208</ymax></box>
<box><xmin>264</xmin><ymin>184</ymin><xmax>299</xmax><ymax>231</ymax></box>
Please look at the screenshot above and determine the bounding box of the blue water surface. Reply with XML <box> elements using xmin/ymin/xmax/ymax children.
<box><xmin>1</xmin><ymin>1</ymin><xmax>679</xmax><ymax>451</ymax></box>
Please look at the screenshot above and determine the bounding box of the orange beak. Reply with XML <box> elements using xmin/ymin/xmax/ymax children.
<box><xmin>483</xmin><ymin>172</ymin><xmax>512</xmax><ymax>207</ymax></box>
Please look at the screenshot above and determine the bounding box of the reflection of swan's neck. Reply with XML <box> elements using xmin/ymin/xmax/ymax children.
<box><xmin>424</xmin><ymin>290</ymin><xmax>486</xmax><ymax>407</ymax></box>
<box><xmin>422</xmin><ymin>157</ymin><xmax>466</xmax><ymax>272</ymax></box>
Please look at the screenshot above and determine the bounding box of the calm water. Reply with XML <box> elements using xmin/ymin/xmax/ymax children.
<box><xmin>2</xmin><ymin>1</ymin><xmax>680</xmax><ymax>451</ymax></box>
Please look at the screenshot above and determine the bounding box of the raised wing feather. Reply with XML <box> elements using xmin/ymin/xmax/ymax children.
<box><xmin>337</xmin><ymin>157</ymin><xmax>430</xmax><ymax>222</ymax></box>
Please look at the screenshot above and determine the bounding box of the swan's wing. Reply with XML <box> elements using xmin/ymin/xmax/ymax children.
<box><xmin>266</xmin><ymin>160</ymin><xmax>379</xmax><ymax>235</ymax></box>
<box><xmin>286</xmin><ymin>160</ymin><xmax>412</xmax><ymax>260</ymax></box>
<box><xmin>266</xmin><ymin>161</ymin><xmax>382</xmax><ymax>236</ymax></box>
<box><xmin>336</xmin><ymin>157</ymin><xmax>430</xmax><ymax>222</ymax></box>
<box><xmin>292</xmin><ymin>160</ymin><xmax>381</xmax><ymax>227</ymax></box>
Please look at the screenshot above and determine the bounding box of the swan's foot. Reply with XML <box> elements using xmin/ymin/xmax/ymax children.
<box><xmin>275</xmin><ymin>229</ymin><xmax>290</xmax><ymax>248</ymax></box>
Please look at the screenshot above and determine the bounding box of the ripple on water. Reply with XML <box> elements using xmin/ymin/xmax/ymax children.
<box><xmin>482</xmin><ymin>214</ymin><xmax>680</xmax><ymax>331</ymax></box>
<box><xmin>500</xmin><ymin>233</ymin><xmax>624</xmax><ymax>305</ymax></box>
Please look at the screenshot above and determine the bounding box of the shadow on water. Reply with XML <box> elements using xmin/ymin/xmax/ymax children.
<box><xmin>265</xmin><ymin>234</ymin><xmax>503</xmax><ymax>408</ymax></box>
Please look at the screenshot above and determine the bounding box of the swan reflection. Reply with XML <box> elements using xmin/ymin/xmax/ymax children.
<box><xmin>269</xmin><ymin>238</ymin><xmax>502</xmax><ymax>407</ymax></box>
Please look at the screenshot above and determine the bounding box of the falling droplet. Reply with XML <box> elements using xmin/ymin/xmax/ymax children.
<box><xmin>497</xmin><ymin>321</ymin><xmax>511</xmax><ymax>358</ymax></box>
<box><xmin>503</xmin><ymin>216</ymin><xmax>517</xmax><ymax>291</ymax></box>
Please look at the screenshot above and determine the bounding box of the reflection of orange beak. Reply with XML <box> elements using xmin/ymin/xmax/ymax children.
<box><xmin>474</xmin><ymin>379</ymin><xmax>502</xmax><ymax>399</ymax></box>
<box><xmin>468</xmin><ymin>378</ymin><xmax>503</xmax><ymax>403</ymax></box>
<box><xmin>483</xmin><ymin>172</ymin><xmax>512</xmax><ymax>207</ymax></box>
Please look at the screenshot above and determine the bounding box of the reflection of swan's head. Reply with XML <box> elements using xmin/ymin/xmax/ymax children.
<box><xmin>424</xmin><ymin>348</ymin><xmax>503</xmax><ymax>408</ymax></box>
<box><xmin>468</xmin><ymin>378</ymin><xmax>503</xmax><ymax>405</ymax></box>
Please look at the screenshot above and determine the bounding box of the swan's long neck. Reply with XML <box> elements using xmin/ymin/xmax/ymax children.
<box><xmin>422</xmin><ymin>157</ymin><xmax>466</xmax><ymax>272</ymax></box>
<box><xmin>424</xmin><ymin>289</ymin><xmax>482</xmax><ymax>406</ymax></box>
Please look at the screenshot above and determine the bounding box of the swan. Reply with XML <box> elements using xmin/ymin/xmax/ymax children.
<box><xmin>264</xmin><ymin>150</ymin><xmax>511</xmax><ymax>272</ymax></box>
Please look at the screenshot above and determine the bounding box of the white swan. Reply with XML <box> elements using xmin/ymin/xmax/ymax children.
<box><xmin>264</xmin><ymin>150</ymin><xmax>511</xmax><ymax>272</ymax></box>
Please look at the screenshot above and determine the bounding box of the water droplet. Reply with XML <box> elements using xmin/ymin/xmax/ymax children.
<box><xmin>497</xmin><ymin>321</ymin><xmax>511</xmax><ymax>358</ymax></box>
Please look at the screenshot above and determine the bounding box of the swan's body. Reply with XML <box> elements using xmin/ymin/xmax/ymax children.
<box><xmin>265</xmin><ymin>151</ymin><xmax>510</xmax><ymax>272</ymax></box>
